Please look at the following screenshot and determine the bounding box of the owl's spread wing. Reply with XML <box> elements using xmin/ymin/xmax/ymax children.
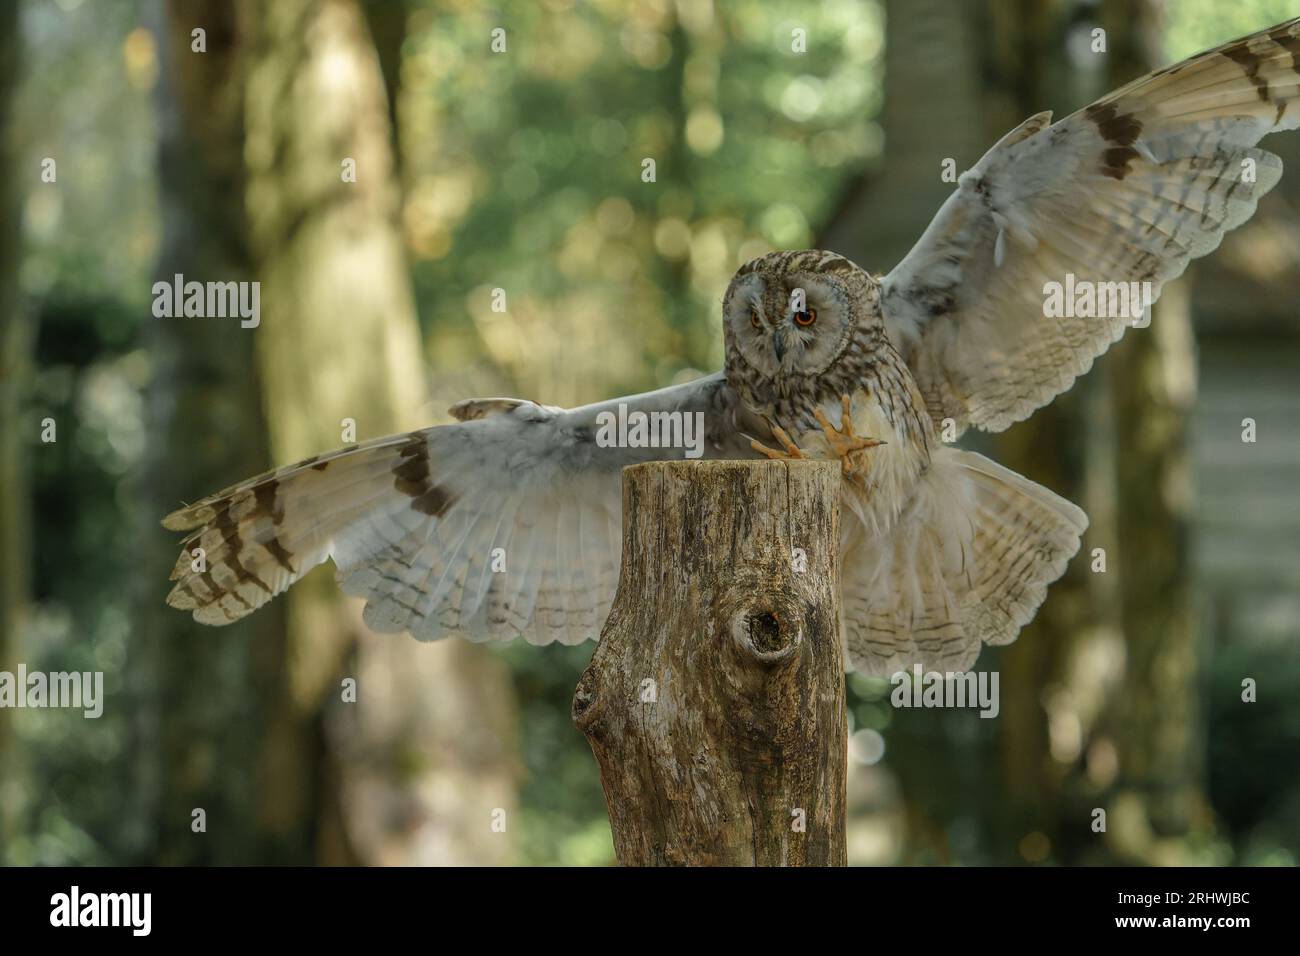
<box><xmin>164</xmin><ymin>373</ymin><xmax>759</xmax><ymax>645</ymax></box>
<box><xmin>840</xmin><ymin>447</ymin><xmax>1088</xmax><ymax>676</ymax></box>
<box><xmin>881</xmin><ymin>18</ymin><xmax>1300</xmax><ymax>435</ymax></box>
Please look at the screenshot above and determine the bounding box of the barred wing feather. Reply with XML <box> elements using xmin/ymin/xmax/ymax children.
<box><xmin>164</xmin><ymin>374</ymin><xmax>756</xmax><ymax>646</ymax></box>
<box><xmin>882</xmin><ymin>18</ymin><xmax>1300</xmax><ymax>435</ymax></box>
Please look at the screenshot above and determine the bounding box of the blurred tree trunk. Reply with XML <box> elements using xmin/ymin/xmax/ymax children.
<box><xmin>239</xmin><ymin>0</ymin><xmax>519</xmax><ymax>865</ymax></box>
<box><xmin>652</xmin><ymin>16</ymin><xmax>698</xmax><ymax>360</ymax></box>
<box><xmin>821</xmin><ymin>0</ymin><xmax>1159</xmax><ymax>864</ymax></box>
<box><xmin>820</xmin><ymin>0</ymin><xmax>987</xmax><ymax>272</ymax></box>
<box><xmin>1094</xmin><ymin>0</ymin><xmax>1207</xmax><ymax>864</ymax></box>
<box><xmin>974</xmin><ymin>0</ymin><xmax>1125</xmax><ymax>867</ymax></box>
<box><xmin>0</xmin><ymin>0</ymin><xmax>27</xmax><ymax>844</ymax></box>
<box><xmin>828</xmin><ymin>0</ymin><xmax>1207</xmax><ymax>866</ymax></box>
<box><xmin>360</xmin><ymin>0</ymin><xmax>406</xmax><ymax>160</ymax></box>
<box><xmin>137</xmin><ymin>0</ymin><xmax>289</xmax><ymax>863</ymax></box>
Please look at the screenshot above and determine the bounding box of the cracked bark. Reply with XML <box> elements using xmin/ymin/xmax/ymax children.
<box><xmin>574</xmin><ymin>460</ymin><xmax>847</xmax><ymax>866</ymax></box>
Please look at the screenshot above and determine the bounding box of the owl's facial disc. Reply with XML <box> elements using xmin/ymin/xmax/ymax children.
<box><xmin>724</xmin><ymin>271</ymin><xmax>854</xmax><ymax>379</ymax></box>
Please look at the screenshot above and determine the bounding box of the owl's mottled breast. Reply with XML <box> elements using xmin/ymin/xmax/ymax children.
<box><xmin>729</xmin><ymin>323</ymin><xmax>931</xmax><ymax>452</ymax></box>
<box><xmin>722</xmin><ymin>249</ymin><xmax>936</xmax><ymax>520</ymax></box>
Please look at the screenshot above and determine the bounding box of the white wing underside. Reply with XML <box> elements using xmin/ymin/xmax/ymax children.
<box><xmin>164</xmin><ymin>374</ymin><xmax>762</xmax><ymax>647</ymax></box>
<box><xmin>882</xmin><ymin>18</ymin><xmax>1300</xmax><ymax>435</ymax></box>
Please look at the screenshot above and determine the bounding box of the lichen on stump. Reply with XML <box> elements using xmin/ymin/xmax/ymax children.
<box><xmin>573</xmin><ymin>459</ymin><xmax>847</xmax><ymax>866</ymax></box>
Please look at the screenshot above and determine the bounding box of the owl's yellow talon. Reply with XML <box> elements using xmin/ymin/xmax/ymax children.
<box><xmin>814</xmin><ymin>395</ymin><xmax>886</xmax><ymax>475</ymax></box>
<box><xmin>752</xmin><ymin>401</ymin><xmax>884</xmax><ymax>474</ymax></box>
<box><xmin>751</xmin><ymin>424</ymin><xmax>807</xmax><ymax>461</ymax></box>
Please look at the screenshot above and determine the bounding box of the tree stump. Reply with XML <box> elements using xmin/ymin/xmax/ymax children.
<box><xmin>573</xmin><ymin>460</ymin><xmax>847</xmax><ymax>866</ymax></box>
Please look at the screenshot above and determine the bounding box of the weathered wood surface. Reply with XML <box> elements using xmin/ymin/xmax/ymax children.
<box><xmin>574</xmin><ymin>459</ymin><xmax>847</xmax><ymax>866</ymax></box>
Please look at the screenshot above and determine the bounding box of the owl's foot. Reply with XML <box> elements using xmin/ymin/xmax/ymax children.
<box><xmin>814</xmin><ymin>395</ymin><xmax>886</xmax><ymax>476</ymax></box>
<box><xmin>751</xmin><ymin>423</ymin><xmax>807</xmax><ymax>462</ymax></box>
<box><xmin>749</xmin><ymin>397</ymin><xmax>885</xmax><ymax>475</ymax></box>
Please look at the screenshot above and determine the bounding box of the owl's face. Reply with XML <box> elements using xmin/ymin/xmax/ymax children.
<box><xmin>722</xmin><ymin>250</ymin><xmax>877</xmax><ymax>384</ymax></box>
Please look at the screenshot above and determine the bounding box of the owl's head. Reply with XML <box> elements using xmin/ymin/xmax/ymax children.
<box><xmin>722</xmin><ymin>250</ymin><xmax>879</xmax><ymax>383</ymax></box>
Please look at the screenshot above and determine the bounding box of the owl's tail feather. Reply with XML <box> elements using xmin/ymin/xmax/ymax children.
<box><xmin>842</xmin><ymin>448</ymin><xmax>1087</xmax><ymax>675</ymax></box>
<box><xmin>162</xmin><ymin>433</ymin><xmax>420</xmax><ymax>626</ymax></box>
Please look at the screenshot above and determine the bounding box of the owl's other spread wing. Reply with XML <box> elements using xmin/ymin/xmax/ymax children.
<box><xmin>882</xmin><ymin>19</ymin><xmax>1300</xmax><ymax>436</ymax></box>
<box><xmin>164</xmin><ymin>373</ymin><xmax>759</xmax><ymax>646</ymax></box>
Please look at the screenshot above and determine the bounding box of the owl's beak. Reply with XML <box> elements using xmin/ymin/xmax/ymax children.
<box><xmin>772</xmin><ymin>330</ymin><xmax>788</xmax><ymax>362</ymax></box>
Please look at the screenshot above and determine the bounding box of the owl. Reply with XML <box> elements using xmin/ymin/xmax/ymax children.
<box><xmin>165</xmin><ymin>19</ymin><xmax>1300</xmax><ymax>675</ymax></box>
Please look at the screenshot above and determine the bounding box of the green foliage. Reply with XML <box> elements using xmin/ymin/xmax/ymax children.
<box><xmin>1165</xmin><ymin>0</ymin><xmax>1299</xmax><ymax>59</ymax></box>
<box><xmin>4</xmin><ymin>0</ymin><xmax>155</xmax><ymax>866</ymax></box>
<box><xmin>399</xmin><ymin>0</ymin><xmax>882</xmax><ymax>408</ymax></box>
<box><xmin>493</xmin><ymin>643</ymin><xmax>615</xmax><ymax>865</ymax></box>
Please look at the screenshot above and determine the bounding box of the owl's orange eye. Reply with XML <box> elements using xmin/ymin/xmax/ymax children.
<box><xmin>750</xmin><ymin>310</ymin><xmax>762</xmax><ymax>329</ymax></box>
<box><xmin>794</xmin><ymin>308</ymin><xmax>817</xmax><ymax>327</ymax></box>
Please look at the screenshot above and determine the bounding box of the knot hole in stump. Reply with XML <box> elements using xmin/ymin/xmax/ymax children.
<box><xmin>729</xmin><ymin>594</ymin><xmax>803</xmax><ymax>666</ymax></box>
<box><xmin>749</xmin><ymin>611</ymin><xmax>782</xmax><ymax>651</ymax></box>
